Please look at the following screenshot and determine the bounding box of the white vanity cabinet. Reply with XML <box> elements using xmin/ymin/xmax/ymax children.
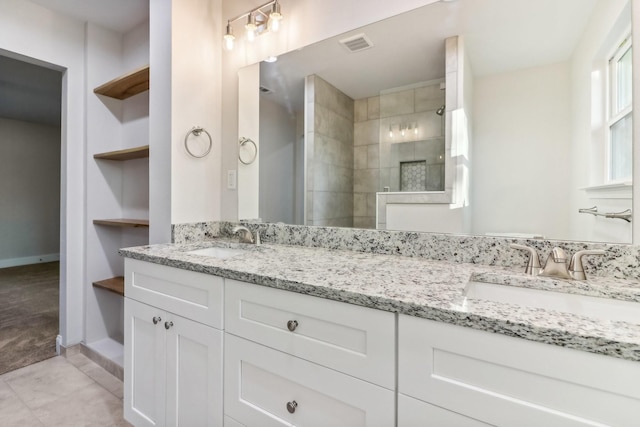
<box><xmin>398</xmin><ymin>315</ymin><xmax>640</xmax><ymax>427</ymax></box>
<box><xmin>123</xmin><ymin>259</ymin><xmax>224</xmax><ymax>427</ymax></box>
<box><xmin>223</xmin><ymin>280</ymin><xmax>396</xmax><ymax>426</ymax></box>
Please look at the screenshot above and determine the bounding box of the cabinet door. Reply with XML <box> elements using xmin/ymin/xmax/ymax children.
<box><xmin>165</xmin><ymin>313</ymin><xmax>223</xmax><ymax>427</ymax></box>
<box><xmin>224</xmin><ymin>333</ymin><xmax>395</xmax><ymax>427</ymax></box>
<box><xmin>124</xmin><ymin>298</ymin><xmax>166</xmax><ymax>427</ymax></box>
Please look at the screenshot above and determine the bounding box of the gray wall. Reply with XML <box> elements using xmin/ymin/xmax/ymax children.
<box><xmin>306</xmin><ymin>75</ymin><xmax>354</xmax><ymax>227</ymax></box>
<box><xmin>259</xmin><ymin>95</ymin><xmax>299</xmax><ymax>224</ymax></box>
<box><xmin>0</xmin><ymin>118</ymin><xmax>60</xmax><ymax>266</ymax></box>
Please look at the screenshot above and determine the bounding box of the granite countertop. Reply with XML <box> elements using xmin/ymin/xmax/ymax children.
<box><xmin>119</xmin><ymin>239</ymin><xmax>640</xmax><ymax>362</ymax></box>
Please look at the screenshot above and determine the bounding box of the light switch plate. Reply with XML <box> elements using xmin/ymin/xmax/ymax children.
<box><xmin>227</xmin><ymin>170</ymin><xmax>237</xmax><ymax>190</ymax></box>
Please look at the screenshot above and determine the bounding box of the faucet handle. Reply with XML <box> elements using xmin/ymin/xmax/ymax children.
<box><xmin>569</xmin><ymin>250</ymin><xmax>605</xmax><ymax>280</ymax></box>
<box><xmin>510</xmin><ymin>243</ymin><xmax>541</xmax><ymax>276</ymax></box>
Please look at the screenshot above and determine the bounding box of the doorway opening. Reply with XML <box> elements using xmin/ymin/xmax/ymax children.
<box><xmin>0</xmin><ymin>54</ymin><xmax>63</xmax><ymax>374</ymax></box>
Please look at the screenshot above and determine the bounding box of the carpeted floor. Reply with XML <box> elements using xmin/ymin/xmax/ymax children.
<box><xmin>0</xmin><ymin>262</ymin><xmax>59</xmax><ymax>375</ymax></box>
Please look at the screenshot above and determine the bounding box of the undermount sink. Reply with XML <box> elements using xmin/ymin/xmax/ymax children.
<box><xmin>187</xmin><ymin>247</ymin><xmax>246</xmax><ymax>259</ymax></box>
<box><xmin>463</xmin><ymin>281</ymin><xmax>640</xmax><ymax>324</ymax></box>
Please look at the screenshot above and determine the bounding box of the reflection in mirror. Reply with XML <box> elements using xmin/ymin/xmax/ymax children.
<box><xmin>242</xmin><ymin>0</ymin><xmax>633</xmax><ymax>243</ymax></box>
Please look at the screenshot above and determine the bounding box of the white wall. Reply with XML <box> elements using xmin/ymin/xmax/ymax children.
<box><xmin>221</xmin><ymin>0</ymin><xmax>439</xmax><ymax>221</ymax></box>
<box><xmin>0</xmin><ymin>118</ymin><xmax>61</xmax><ymax>267</ymax></box>
<box><xmin>569</xmin><ymin>0</ymin><xmax>632</xmax><ymax>243</ymax></box>
<box><xmin>0</xmin><ymin>0</ymin><xmax>86</xmax><ymax>347</ymax></box>
<box><xmin>471</xmin><ymin>62</ymin><xmax>572</xmax><ymax>239</ymax></box>
<box><xmin>149</xmin><ymin>0</ymin><xmax>222</xmax><ymax>240</ymax></box>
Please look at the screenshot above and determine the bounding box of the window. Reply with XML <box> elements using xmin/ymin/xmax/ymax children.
<box><xmin>608</xmin><ymin>37</ymin><xmax>632</xmax><ymax>182</ymax></box>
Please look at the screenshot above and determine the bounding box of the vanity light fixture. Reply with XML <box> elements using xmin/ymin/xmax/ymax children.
<box><xmin>224</xmin><ymin>0</ymin><xmax>284</xmax><ymax>51</ymax></box>
<box><xmin>245</xmin><ymin>13</ymin><xmax>258</xmax><ymax>42</ymax></box>
<box><xmin>224</xmin><ymin>22</ymin><xmax>235</xmax><ymax>51</ymax></box>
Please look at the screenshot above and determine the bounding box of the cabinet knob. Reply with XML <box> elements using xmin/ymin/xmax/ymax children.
<box><xmin>286</xmin><ymin>400</ymin><xmax>298</xmax><ymax>414</ymax></box>
<box><xmin>152</xmin><ymin>316</ymin><xmax>162</xmax><ymax>325</ymax></box>
<box><xmin>164</xmin><ymin>321</ymin><xmax>173</xmax><ymax>330</ymax></box>
<box><xmin>287</xmin><ymin>320</ymin><xmax>298</xmax><ymax>332</ymax></box>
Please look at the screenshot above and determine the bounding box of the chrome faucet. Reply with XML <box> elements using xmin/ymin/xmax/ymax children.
<box><xmin>569</xmin><ymin>249</ymin><xmax>605</xmax><ymax>280</ymax></box>
<box><xmin>232</xmin><ymin>225</ymin><xmax>260</xmax><ymax>245</ymax></box>
<box><xmin>510</xmin><ymin>243</ymin><xmax>541</xmax><ymax>276</ymax></box>
<box><xmin>539</xmin><ymin>247</ymin><xmax>572</xmax><ymax>279</ymax></box>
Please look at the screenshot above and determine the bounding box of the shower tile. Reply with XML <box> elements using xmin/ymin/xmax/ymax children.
<box><xmin>380</xmin><ymin>89</ymin><xmax>414</xmax><ymax>118</ymax></box>
<box><xmin>354</xmin><ymin>146</ymin><xmax>368</xmax><ymax>170</ymax></box>
<box><xmin>367</xmin><ymin>193</ymin><xmax>377</xmax><ymax>217</ymax></box>
<box><xmin>354</xmin><ymin>119</ymin><xmax>380</xmax><ymax>146</ymax></box>
<box><xmin>355</xmin><ymin>99</ymin><xmax>368</xmax><ymax>122</ymax></box>
<box><xmin>368</xmin><ymin>96</ymin><xmax>380</xmax><ymax>119</ymax></box>
<box><xmin>415</xmin><ymin>85</ymin><xmax>445</xmax><ymax>113</ymax></box>
<box><xmin>315</xmin><ymin>105</ymin><xmax>353</xmax><ymax>142</ymax></box>
<box><xmin>426</xmin><ymin>164</ymin><xmax>445</xmax><ymax>191</ymax></box>
<box><xmin>354</xmin><ymin>193</ymin><xmax>367</xmax><ymax>217</ymax></box>
<box><xmin>415</xmin><ymin>139</ymin><xmax>445</xmax><ymax>164</ymax></box>
<box><xmin>420</xmin><ymin>113</ymin><xmax>445</xmax><ymax>139</ymax></box>
<box><xmin>314</xmin><ymin>162</ymin><xmax>352</xmax><ymax>192</ymax></box>
<box><xmin>389</xmin><ymin>167</ymin><xmax>400</xmax><ymax>192</ymax></box>
<box><xmin>379</xmin><ymin>168</ymin><xmax>390</xmax><ymax>189</ymax></box>
<box><xmin>354</xmin><ymin>169</ymin><xmax>379</xmax><ymax>193</ymax></box>
<box><xmin>367</xmin><ymin>144</ymin><xmax>379</xmax><ymax>169</ymax></box>
<box><xmin>313</xmin><ymin>76</ymin><xmax>354</xmax><ymax>121</ymax></box>
<box><xmin>306</xmin><ymin>191</ymin><xmax>314</xmax><ymax>221</ymax></box>
<box><xmin>316</xmin><ymin>134</ymin><xmax>353</xmax><ymax>168</ymax></box>
<box><xmin>354</xmin><ymin>216</ymin><xmax>375</xmax><ymax>229</ymax></box>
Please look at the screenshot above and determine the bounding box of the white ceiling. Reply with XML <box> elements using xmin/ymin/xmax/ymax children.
<box><xmin>28</xmin><ymin>0</ymin><xmax>149</xmax><ymax>33</ymax></box>
<box><xmin>260</xmin><ymin>0</ymin><xmax>603</xmax><ymax>112</ymax></box>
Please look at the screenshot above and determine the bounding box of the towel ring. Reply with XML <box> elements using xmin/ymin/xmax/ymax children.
<box><xmin>239</xmin><ymin>137</ymin><xmax>258</xmax><ymax>165</ymax></box>
<box><xmin>184</xmin><ymin>126</ymin><xmax>212</xmax><ymax>158</ymax></box>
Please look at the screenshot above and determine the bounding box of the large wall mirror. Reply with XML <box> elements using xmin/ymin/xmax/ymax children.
<box><xmin>238</xmin><ymin>0</ymin><xmax>633</xmax><ymax>243</ymax></box>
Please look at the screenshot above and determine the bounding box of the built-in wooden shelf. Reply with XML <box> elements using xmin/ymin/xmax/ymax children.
<box><xmin>94</xmin><ymin>65</ymin><xmax>150</xmax><ymax>100</ymax></box>
<box><xmin>93</xmin><ymin>219</ymin><xmax>149</xmax><ymax>228</ymax></box>
<box><xmin>94</xmin><ymin>145</ymin><xmax>149</xmax><ymax>161</ymax></box>
<box><xmin>93</xmin><ymin>277</ymin><xmax>124</xmax><ymax>296</ymax></box>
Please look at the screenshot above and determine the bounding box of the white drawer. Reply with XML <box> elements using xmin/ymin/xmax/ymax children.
<box><xmin>225</xmin><ymin>279</ymin><xmax>395</xmax><ymax>389</ymax></box>
<box><xmin>399</xmin><ymin>315</ymin><xmax>640</xmax><ymax>427</ymax></box>
<box><xmin>224</xmin><ymin>334</ymin><xmax>395</xmax><ymax>427</ymax></box>
<box><xmin>124</xmin><ymin>258</ymin><xmax>224</xmax><ymax>329</ymax></box>
<box><xmin>398</xmin><ymin>393</ymin><xmax>490</xmax><ymax>427</ymax></box>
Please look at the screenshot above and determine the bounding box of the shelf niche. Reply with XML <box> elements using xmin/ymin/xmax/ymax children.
<box><xmin>93</xmin><ymin>277</ymin><xmax>125</xmax><ymax>296</ymax></box>
<box><xmin>94</xmin><ymin>65</ymin><xmax>150</xmax><ymax>100</ymax></box>
<box><xmin>94</xmin><ymin>145</ymin><xmax>149</xmax><ymax>161</ymax></box>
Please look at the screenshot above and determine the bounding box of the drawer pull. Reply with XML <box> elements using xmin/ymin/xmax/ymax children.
<box><xmin>287</xmin><ymin>320</ymin><xmax>298</xmax><ymax>332</ymax></box>
<box><xmin>286</xmin><ymin>400</ymin><xmax>298</xmax><ymax>414</ymax></box>
<box><xmin>164</xmin><ymin>321</ymin><xmax>174</xmax><ymax>330</ymax></box>
<box><xmin>152</xmin><ymin>316</ymin><xmax>162</xmax><ymax>325</ymax></box>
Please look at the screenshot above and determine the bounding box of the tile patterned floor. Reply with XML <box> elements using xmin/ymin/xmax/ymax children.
<box><xmin>0</xmin><ymin>354</ymin><xmax>131</xmax><ymax>426</ymax></box>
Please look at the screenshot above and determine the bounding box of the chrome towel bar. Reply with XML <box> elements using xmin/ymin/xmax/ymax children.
<box><xmin>578</xmin><ymin>206</ymin><xmax>632</xmax><ymax>222</ymax></box>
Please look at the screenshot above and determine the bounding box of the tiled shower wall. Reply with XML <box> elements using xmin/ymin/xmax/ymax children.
<box><xmin>353</xmin><ymin>96</ymin><xmax>380</xmax><ymax>229</ymax></box>
<box><xmin>379</xmin><ymin>82</ymin><xmax>446</xmax><ymax>192</ymax></box>
<box><xmin>306</xmin><ymin>75</ymin><xmax>354</xmax><ymax>227</ymax></box>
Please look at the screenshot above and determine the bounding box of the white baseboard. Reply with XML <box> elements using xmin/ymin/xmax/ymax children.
<box><xmin>0</xmin><ymin>253</ymin><xmax>60</xmax><ymax>269</ymax></box>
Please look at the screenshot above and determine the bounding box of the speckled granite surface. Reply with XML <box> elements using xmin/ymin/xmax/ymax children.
<box><xmin>121</xmin><ymin>239</ymin><xmax>640</xmax><ymax>362</ymax></box>
<box><xmin>172</xmin><ymin>221</ymin><xmax>640</xmax><ymax>280</ymax></box>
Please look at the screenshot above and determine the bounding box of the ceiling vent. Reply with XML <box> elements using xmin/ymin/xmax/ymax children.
<box><xmin>259</xmin><ymin>86</ymin><xmax>274</xmax><ymax>94</ymax></box>
<box><xmin>339</xmin><ymin>33</ymin><xmax>373</xmax><ymax>53</ymax></box>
